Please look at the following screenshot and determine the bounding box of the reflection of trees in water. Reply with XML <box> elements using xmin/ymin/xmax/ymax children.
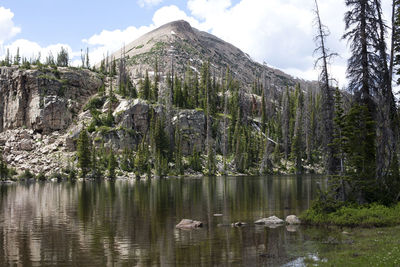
<box><xmin>0</xmin><ymin>176</ymin><xmax>325</xmax><ymax>266</ymax></box>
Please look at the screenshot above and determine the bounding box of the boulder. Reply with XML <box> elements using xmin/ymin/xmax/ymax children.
<box><xmin>176</xmin><ymin>219</ymin><xmax>203</xmax><ymax>229</ymax></box>
<box><xmin>19</xmin><ymin>139</ymin><xmax>33</xmax><ymax>151</ymax></box>
<box><xmin>254</xmin><ymin>216</ymin><xmax>284</xmax><ymax>225</ymax></box>
<box><xmin>285</xmin><ymin>215</ymin><xmax>301</xmax><ymax>225</ymax></box>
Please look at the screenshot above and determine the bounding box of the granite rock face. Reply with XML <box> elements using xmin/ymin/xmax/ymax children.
<box><xmin>0</xmin><ymin>67</ymin><xmax>101</xmax><ymax>134</ymax></box>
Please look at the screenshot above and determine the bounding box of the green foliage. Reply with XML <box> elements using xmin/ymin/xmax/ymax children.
<box><xmin>330</xmin><ymin>88</ymin><xmax>346</xmax><ymax>173</ymax></box>
<box><xmin>302</xmin><ymin>202</ymin><xmax>400</xmax><ymax>227</ymax></box>
<box><xmin>155</xmin><ymin>151</ymin><xmax>168</xmax><ymax>177</ymax></box>
<box><xmin>189</xmin><ymin>147</ymin><xmax>202</xmax><ymax>172</ymax></box>
<box><xmin>120</xmin><ymin>148</ymin><xmax>134</xmax><ymax>172</ymax></box>
<box><xmin>340</xmin><ymin>103</ymin><xmax>377</xmax><ymax>202</ymax></box>
<box><xmin>0</xmin><ymin>155</ymin><xmax>10</xmax><ymax>180</ymax></box>
<box><xmin>107</xmin><ymin>149</ymin><xmax>117</xmax><ymax>179</ymax></box>
<box><xmin>56</xmin><ymin>47</ymin><xmax>69</xmax><ymax>67</ymax></box>
<box><xmin>77</xmin><ymin>128</ymin><xmax>92</xmax><ymax>178</ymax></box>
<box><xmin>153</xmin><ymin>116</ymin><xmax>169</xmax><ymax>159</ymax></box>
<box><xmin>135</xmin><ymin>137</ymin><xmax>150</xmax><ymax>175</ymax></box>
<box><xmin>84</xmin><ymin>96</ymin><xmax>105</xmax><ymax>111</ymax></box>
<box><xmin>290</xmin><ymin>84</ymin><xmax>304</xmax><ymax>174</ymax></box>
<box><xmin>36</xmin><ymin>172</ymin><xmax>47</xmax><ymax>181</ymax></box>
<box><xmin>18</xmin><ymin>169</ymin><xmax>34</xmax><ymax>180</ymax></box>
<box><xmin>206</xmin><ymin>146</ymin><xmax>216</xmax><ymax>176</ymax></box>
<box><xmin>139</xmin><ymin>71</ymin><xmax>151</xmax><ymax>100</ymax></box>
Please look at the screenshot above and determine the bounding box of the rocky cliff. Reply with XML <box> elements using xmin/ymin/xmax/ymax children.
<box><xmin>0</xmin><ymin>66</ymin><xmax>102</xmax><ymax>133</ymax></box>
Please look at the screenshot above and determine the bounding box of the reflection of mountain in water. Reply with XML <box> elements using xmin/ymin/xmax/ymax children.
<box><xmin>0</xmin><ymin>176</ymin><xmax>326</xmax><ymax>266</ymax></box>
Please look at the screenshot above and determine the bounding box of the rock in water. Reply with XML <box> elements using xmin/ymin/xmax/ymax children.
<box><xmin>176</xmin><ymin>219</ymin><xmax>203</xmax><ymax>229</ymax></box>
<box><xmin>254</xmin><ymin>216</ymin><xmax>284</xmax><ymax>225</ymax></box>
<box><xmin>285</xmin><ymin>215</ymin><xmax>301</xmax><ymax>225</ymax></box>
<box><xmin>231</xmin><ymin>222</ymin><xmax>247</xmax><ymax>227</ymax></box>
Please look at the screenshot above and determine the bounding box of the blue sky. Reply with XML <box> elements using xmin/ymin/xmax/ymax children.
<box><xmin>0</xmin><ymin>0</ymin><xmax>188</xmax><ymax>49</ymax></box>
<box><xmin>0</xmin><ymin>0</ymin><xmax>393</xmax><ymax>86</ymax></box>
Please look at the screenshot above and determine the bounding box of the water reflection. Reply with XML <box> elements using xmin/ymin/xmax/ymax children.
<box><xmin>0</xmin><ymin>175</ymin><xmax>326</xmax><ymax>266</ymax></box>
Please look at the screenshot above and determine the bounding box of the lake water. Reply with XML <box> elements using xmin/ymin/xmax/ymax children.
<box><xmin>0</xmin><ymin>176</ymin><xmax>330</xmax><ymax>266</ymax></box>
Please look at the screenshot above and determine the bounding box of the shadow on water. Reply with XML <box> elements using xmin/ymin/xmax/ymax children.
<box><xmin>0</xmin><ymin>175</ymin><xmax>329</xmax><ymax>266</ymax></box>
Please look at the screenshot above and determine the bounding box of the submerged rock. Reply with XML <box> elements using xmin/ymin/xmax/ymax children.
<box><xmin>231</xmin><ymin>222</ymin><xmax>247</xmax><ymax>227</ymax></box>
<box><xmin>176</xmin><ymin>219</ymin><xmax>203</xmax><ymax>229</ymax></box>
<box><xmin>254</xmin><ymin>216</ymin><xmax>284</xmax><ymax>225</ymax></box>
<box><xmin>285</xmin><ymin>215</ymin><xmax>301</xmax><ymax>225</ymax></box>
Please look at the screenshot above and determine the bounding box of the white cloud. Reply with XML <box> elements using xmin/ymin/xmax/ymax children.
<box><xmin>4</xmin><ymin>39</ymin><xmax>74</xmax><ymax>63</ymax></box>
<box><xmin>137</xmin><ymin>0</ymin><xmax>163</xmax><ymax>8</ymax></box>
<box><xmin>0</xmin><ymin>7</ymin><xmax>20</xmax><ymax>45</ymax></box>
<box><xmin>152</xmin><ymin>5</ymin><xmax>201</xmax><ymax>28</ymax></box>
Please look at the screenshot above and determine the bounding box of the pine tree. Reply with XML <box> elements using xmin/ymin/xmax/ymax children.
<box><xmin>121</xmin><ymin>148</ymin><xmax>134</xmax><ymax>172</ymax></box>
<box><xmin>189</xmin><ymin>147</ymin><xmax>202</xmax><ymax>172</ymax></box>
<box><xmin>0</xmin><ymin>152</ymin><xmax>9</xmax><ymax>181</ymax></box>
<box><xmin>281</xmin><ymin>88</ymin><xmax>290</xmax><ymax>159</ymax></box>
<box><xmin>291</xmin><ymin>85</ymin><xmax>304</xmax><ymax>174</ymax></box>
<box><xmin>107</xmin><ymin>149</ymin><xmax>117</xmax><ymax>179</ymax></box>
<box><xmin>135</xmin><ymin>137</ymin><xmax>149</xmax><ymax>175</ymax></box>
<box><xmin>14</xmin><ymin>47</ymin><xmax>21</xmax><ymax>66</ymax></box>
<box><xmin>343</xmin><ymin>103</ymin><xmax>376</xmax><ymax>202</ymax></box>
<box><xmin>56</xmin><ymin>47</ymin><xmax>69</xmax><ymax>67</ymax></box>
<box><xmin>331</xmin><ymin>88</ymin><xmax>346</xmax><ymax>174</ymax></box>
<box><xmin>111</xmin><ymin>58</ymin><xmax>117</xmax><ymax>76</ymax></box>
<box><xmin>86</xmin><ymin>47</ymin><xmax>90</xmax><ymax>69</ymax></box>
<box><xmin>261</xmin><ymin>90</ymin><xmax>267</xmax><ymax>133</ymax></box>
<box><xmin>77</xmin><ymin>128</ymin><xmax>92</xmax><ymax>178</ymax></box>
<box><xmin>152</xmin><ymin>58</ymin><xmax>159</xmax><ymax>102</ymax></box>
<box><xmin>140</xmin><ymin>71</ymin><xmax>151</xmax><ymax>100</ymax></box>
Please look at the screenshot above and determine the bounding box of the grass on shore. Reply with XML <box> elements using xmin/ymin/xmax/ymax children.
<box><xmin>303</xmin><ymin>225</ymin><xmax>400</xmax><ymax>266</ymax></box>
<box><xmin>301</xmin><ymin>202</ymin><xmax>400</xmax><ymax>227</ymax></box>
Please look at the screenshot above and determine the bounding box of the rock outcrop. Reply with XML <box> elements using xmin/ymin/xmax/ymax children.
<box><xmin>254</xmin><ymin>216</ymin><xmax>285</xmax><ymax>225</ymax></box>
<box><xmin>0</xmin><ymin>66</ymin><xmax>102</xmax><ymax>134</ymax></box>
<box><xmin>176</xmin><ymin>219</ymin><xmax>203</xmax><ymax>229</ymax></box>
<box><xmin>285</xmin><ymin>215</ymin><xmax>301</xmax><ymax>225</ymax></box>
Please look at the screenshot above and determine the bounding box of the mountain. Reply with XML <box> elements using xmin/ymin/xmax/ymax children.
<box><xmin>0</xmin><ymin>20</ymin><xmax>322</xmax><ymax>179</ymax></box>
<box><xmin>108</xmin><ymin>20</ymin><xmax>315</xmax><ymax>91</ymax></box>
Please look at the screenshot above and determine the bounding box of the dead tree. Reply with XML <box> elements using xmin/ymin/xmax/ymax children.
<box><xmin>313</xmin><ymin>0</ymin><xmax>338</xmax><ymax>174</ymax></box>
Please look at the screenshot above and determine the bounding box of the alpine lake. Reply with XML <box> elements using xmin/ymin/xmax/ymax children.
<box><xmin>0</xmin><ymin>175</ymin><xmax>398</xmax><ymax>266</ymax></box>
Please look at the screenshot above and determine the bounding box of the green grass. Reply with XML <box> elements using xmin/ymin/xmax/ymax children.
<box><xmin>303</xmin><ymin>226</ymin><xmax>400</xmax><ymax>266</ymax></box>
<box><xmin>301</xmin><ymin>202</ymin><xmax>400</xmax><ymax>227</ymax></box>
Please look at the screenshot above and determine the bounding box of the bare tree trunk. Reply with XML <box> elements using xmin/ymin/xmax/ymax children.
<box><xmin>314</xmin><ymin>0</ymin><xmax>338</xmax><ymax>174</ymax></box>
<box><xmin>374</xmin><ymin>0</ymin><xmax>399</xmax><ymax>194</ymax></box>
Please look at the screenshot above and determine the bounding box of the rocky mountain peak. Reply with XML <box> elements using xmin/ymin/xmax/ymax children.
<box><xmin>108</xmin><ymin>20</ymin><xmax>315</xmax><ymax>92</ymax></box>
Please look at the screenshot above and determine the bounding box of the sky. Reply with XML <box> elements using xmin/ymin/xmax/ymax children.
<box><xmin>0</xmin><ymin>0</ymin><xmax>393</xmax><ymax>88</ymax></box>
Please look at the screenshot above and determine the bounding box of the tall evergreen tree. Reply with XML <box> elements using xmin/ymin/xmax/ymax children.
<box><xmin>77</xmin><ymin>128</ymin><xmax>92</xmax><ymax>178</ymax></box>
<box><xmin>107</xmin><ymin>149</ymin><xmax>117</xmax><ymax>179</ymax></box>
<box><xmin>291</xmin><ymin>85</ymin><xmax>304</xmax><ymax>174</ymax></box>
<box><xmin>281</xmin><ymin>88</ymin><xmax>290</xmax><ymax>159</ymax></box>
